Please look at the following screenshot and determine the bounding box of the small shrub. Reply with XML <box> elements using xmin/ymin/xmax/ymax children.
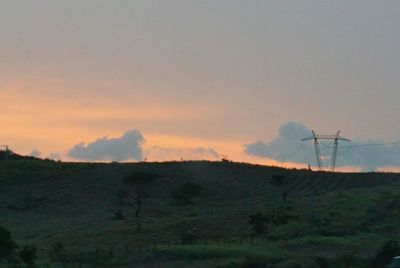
<box><xmin>0</xmin><ymin>225</ymin><xmax>17</xmax><ymax>258</ymax></box>
<box><xmin>314</xmin><ymin>256</ymin><xmax>330</xmax><ymax>268</ymax></box>
<box><xmin>333</xmin><ymin>252</ymin><xmax>362</xmax><ymax>267</ymax></box>
<box><xmin>281</xmin><ymin>191</ymin><xmax>290</xmax><ymax>203</ymax></box>
<box><xmin>249</xmin><ymin>212</ymin><xmax>268</xmax><ymax>236</ymax></box>
<box><xmin>23</xmin><ymin>192</ymin><xmax>45</xmax><ymax>209</ymax></box>
<box><xmin>50</xmin><ymin>241</ymin><xmax>66</xmax><ymax>262</ymax></box>
<box><xmin>371</xmin><ymin>240</ymin><xmax>400</xmax><ymax>268</ymax></box>
<box><xmin>271</xmin><ymin>175</ymin><xmax>284</xmax><ymax>186</ymax></box>
<box><xmin>180</xmin><ymin>231</ymin><xmax>198</xmax><ymax>245</ymax></box>
<box><xmin>171</xmin><ymin>182</ymin><xmax>203</xmax><ymax>205</ymax></box>
<box><xmin>18</xmin><ymin>245</ymin><xmax>37</xmax><ymax>267</ymax></box>
<box><xmin>241</xmin><ymin>259</ymin><xmax>269</xmax><ymax>268</ymax></box>
<box><xmin>275</xmin><ymin>258</ymin><xmax>319</xmax><ymax>268</ymax></box>
<box><xmin>111</xmin><ymin>208</ymin><xmax>125</xmax><ymax>220</ymax></box>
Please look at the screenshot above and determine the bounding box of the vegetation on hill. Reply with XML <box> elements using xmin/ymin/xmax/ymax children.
<box><xmin>0</xmin><ymin>149</ymin><xmax>38</xmax><ymax>161</ymax></box>
<box><xmin>0</xmin><ymin>157</ymin><xmax>400</xmax><ymax>267</ymax></box>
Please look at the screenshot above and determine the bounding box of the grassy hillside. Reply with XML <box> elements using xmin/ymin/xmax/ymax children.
<box><xmin>1</xmin><ymin>159</ymin><xmax>400</xmax><ymax>267</ymax></box>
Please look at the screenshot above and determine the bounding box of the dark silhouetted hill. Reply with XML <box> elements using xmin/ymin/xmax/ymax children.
<box><xmin>0</xmin><ymin>159</ymin><xmax>399</xmax><ymax>267</ymax></box>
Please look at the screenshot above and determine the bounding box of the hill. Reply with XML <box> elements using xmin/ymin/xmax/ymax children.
<box><xmin>1</xmin><ymin>158</ymin><xmax>400</xmax><ymax>267</ymax></box>
<box><xmin>0</xmin><ymin>149</ymin><xmax>37</xmax><ymax>161</ymax></box>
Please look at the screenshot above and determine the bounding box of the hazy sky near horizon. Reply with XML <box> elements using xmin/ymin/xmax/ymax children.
<box><xmin>1</xmin><ymin>1</ymin><xmax>400</xmax><ymax>170</ymax></box>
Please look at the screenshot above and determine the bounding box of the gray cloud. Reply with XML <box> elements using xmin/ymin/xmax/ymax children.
<box><xmin>68</xmin><ymin>130</ymin><xmax>145</xmax><ymax>161</ymax></box>
<box><xmin>47</xmin><ymin>153</ymin><xmax>61</xmax><ymax>161</ymax></box>
<box><xmin>245</xmin><ymin>122</ymin><xmax>400</xmax><ymax>171</ymax></box>
<box><xmin>245</xmin><ymin>122</ymin><xmax>311</xmax><ymax>160</ymax></box>
<box><xmin>29</xmin><ymin>149</ymin><xmax>41</xmax><ymax>158</ymax></box>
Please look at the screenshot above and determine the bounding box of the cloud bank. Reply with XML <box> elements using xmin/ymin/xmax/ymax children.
<box><xmin>48</xmin><ymin>153</ymin><xmax>61</xmax><ymax>161</ymax></box>
<box><xmin>67</xmin><ymin>129</ymin><xmax>220</xmax><ymax>162</ymax></box>
<box><xmin>245</xmin><ymin>122</ymin><xmax>400</xmax><ymax>171</ymax></box>
<box><xmin>29</xmin><ymin>149</ymin><xmax>41</xmax><ymax>158</ymax></box>
<box><xmin>68</xmin><ymin>130</ymin><xmax>145</xmax><ymax>161</ymax></box>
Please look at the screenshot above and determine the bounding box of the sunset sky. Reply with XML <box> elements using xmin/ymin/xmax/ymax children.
<box><xmin>1</xmin><ymin>1</ymin><xmax>400</xmax><ymax>171</ymax></box>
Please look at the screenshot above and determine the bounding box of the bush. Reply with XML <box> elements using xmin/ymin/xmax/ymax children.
<box><xmin>248</xmin><ymin>212</ymin><xmax>268</xmax><ymax>236</ymax></box>
<box><xmin>18</xmin><ymin>245</ymin><xmax>37</xmax><ymax>267</ymax></box>
<box><xmin>0</xmin><ymin>225</ymin><xmax>17</xmax><ymax>258</ymax></box>
<box><xmin>333</xmin><ymin>252</ymin><xmax>364</xmax><ymax>268</ymax></box>
<box><xmin>314</xmin><ymin>256</ymin><xmax>330</xmax><ymax>268</ymax></box>
<box><xmin>271</xmin><ymin>175</ymin><xmax>284</xmax><ymax>186</ymax></box>
<box><xmin>180</xmin><ymin>230</ymin><xmax>198</xmax><ymax>245</ymax></box>
<box><xmin>275</xmin><ymin>258</ymin><xmax>319</xmax><ymax>268</ymax></box>
<box><xmin>171</xmin><ymin>182</ymin><xmax>203</xmax><ymax>205</ymax></box>
<box><xmin>50</xmin><ymin>241</ymin><xmax>66</xmax><ymax>262</ymax></box>
<box><xmin>241</xmin><ymin>259</ymin><xmax>269</xmax><ymax>268</ymax></box>
<box><xmin>371</xmin><ymin>240</ymin><xmax>400</xmax><ymax>268</ymax></box>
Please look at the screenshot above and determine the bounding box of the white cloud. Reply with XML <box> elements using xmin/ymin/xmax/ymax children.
<box><xmin>245</xmin><ymin>122</ymin><xmax>400</xmax><ymax>171</ymax></box>
<box><xmin>68</xmin><ymin>130</ymin><xmax>145</xmax><ymax>161</ymax></box>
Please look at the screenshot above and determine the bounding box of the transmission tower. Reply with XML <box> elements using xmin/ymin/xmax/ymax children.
<box><xmin>302</xmin><ymin>131</ymin><xmax>350</xmax><ymax>171</ymax></box>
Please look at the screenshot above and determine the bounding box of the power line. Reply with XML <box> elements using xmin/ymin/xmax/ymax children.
<box><xmin>279</xmin><ymin>147</ymin><xmax>303</xmax><ymax>162</ymax></box>
<box><xmin>274</xmin><ymin>138</ymin><xmax>400</xmax><ymax>169</ymax></box>
<box><xmin>342</xmin><ymin>141</ymin><xmax>400</xmax><ymax>148</ymax></box>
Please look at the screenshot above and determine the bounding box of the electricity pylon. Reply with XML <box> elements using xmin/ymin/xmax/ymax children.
<box><xmin>302</xmin><ymin>131</ymin><xmax>350</xmax><ymax>171</ymax></box>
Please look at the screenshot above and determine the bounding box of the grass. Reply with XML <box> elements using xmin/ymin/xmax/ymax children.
<box><xmin>1</xmin><ymin>158</ymin><xmax>400</xmax><ymax>267</ymax></box>
<box><xmin>156</xmin><ymin>243</ymin><xmax>289</xmax><ymax>262</ymax></box>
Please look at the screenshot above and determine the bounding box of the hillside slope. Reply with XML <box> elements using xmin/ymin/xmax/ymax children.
<box><xmin>1</xmin><ymin>159</ymin><xmax>400</xmax><ymax>267</ymax></box>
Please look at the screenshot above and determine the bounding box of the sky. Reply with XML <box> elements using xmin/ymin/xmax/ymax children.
<box><xmin>1</xmin><ymin>1</ymin><xmax>400</xmax><ymax>171</ymax></box>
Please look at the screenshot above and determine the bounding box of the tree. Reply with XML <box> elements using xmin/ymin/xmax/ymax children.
<box><xmin>0</xmin><ymin>225</ymin><xmax>17</xmax><ymax>258</ymax></box>
<box><xmin>111</xmin><ymin>208</ymin><xmax>125</xmax><ymax>220</ymax></box>
<box><xmin>249</xmin><ymin>212</ymin><xmax>268</xmax><ymax>236</ymax></box>
<box><xmin>116</xmin><ymin>190</ymin><xmax>130</xmax><ymax>206</ymax></box>
<box><xmin>281</xmin><ymin>190</ymin><xmax>290</xmax><ymax>203</ymax></box>
<box><xmin>249</xmin><ymin>204</ymin><xmax>298</xmax><ymax>237</ymax></box>
<box><xmin>123</xmin><ymin>171</ymin><xmax>159</xmax><ymax>231</ymax></box>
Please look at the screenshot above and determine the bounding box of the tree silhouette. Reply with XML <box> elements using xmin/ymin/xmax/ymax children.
<box><xmin>124</xmin><ymin>171</ymin><xmax>159</xmax><ymax>231</ymax></box>
<box><xmin>0</xmin><ymin>225</ymin><xmax>17</xmax><ymax>258</ymax></box>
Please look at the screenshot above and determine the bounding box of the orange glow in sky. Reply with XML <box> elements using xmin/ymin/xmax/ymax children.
<box><xmin>2</xmin><ymin>1</ymin><xmax>400</xmax><ymax>172</ymax></box>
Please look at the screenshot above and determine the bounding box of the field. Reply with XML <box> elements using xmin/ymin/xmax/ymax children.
<box><xmin>1</xmin><ymin>158</ymin><xmax>400</xmax><ymax>267</ymax></box>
